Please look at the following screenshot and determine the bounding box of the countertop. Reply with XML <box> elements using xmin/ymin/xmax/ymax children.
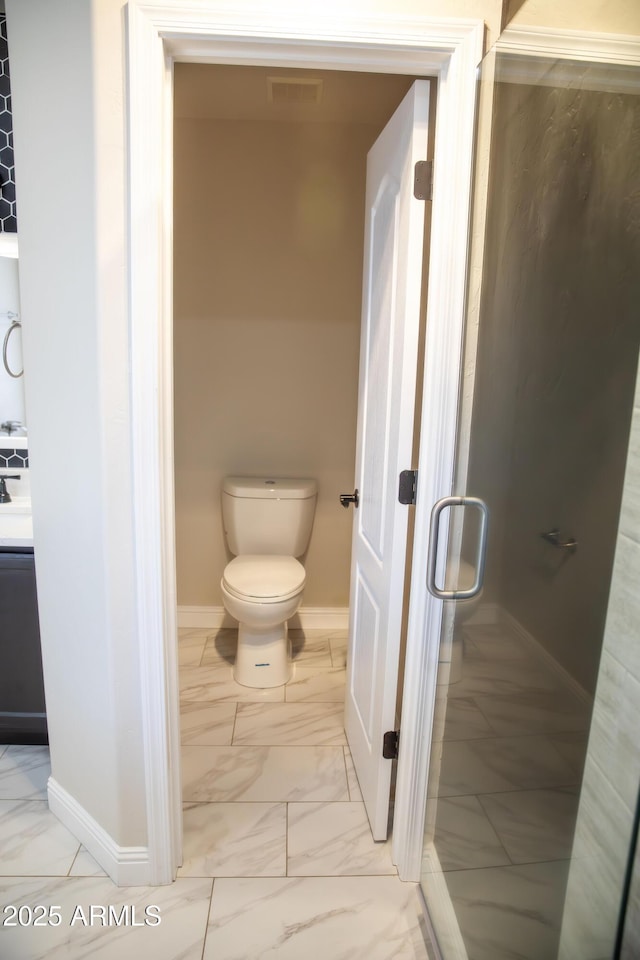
<box><xmin>0</xmin><ymin>498</ymin><xmax>33</xmax><ymax>547</ymax></box>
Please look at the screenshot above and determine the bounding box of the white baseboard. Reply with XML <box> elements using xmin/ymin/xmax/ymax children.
<box><xmin>177</xmin><ymin>605</ymin><xmax>349</xmax><ymax>632</ymax></box>
<box><xmin>48</xmin><ymin>777</ymin><xmax>151</xmax><ymax>886</ymax></box>
<box><xmin>498</xmin><ymin>608</ymin><xmax>592</xmax><ymax>707</ymax></box>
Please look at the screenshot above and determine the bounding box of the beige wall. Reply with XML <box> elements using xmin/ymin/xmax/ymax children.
<box><xmin>174</xmin><ymin>112</ymin><xmax>383</xmax><ymax>608</ymax></box>
<box><xmin>505</xmin><ymin>0</ymin><xmax>640</xmax><ymax>35</ymax></box>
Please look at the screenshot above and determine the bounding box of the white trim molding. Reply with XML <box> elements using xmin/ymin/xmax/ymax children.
<box><xmin>495</xmin><ymin>27</ymin><xmax>640</xmax><ymax>93</ymax></box>
<box><xmin>497</xmin><ymin>25</ymin><xmax>640</xmax><ymax>65</ymax></box>
<box><xmin>127</xmin><ymin>0</ymin><xmax>483</xmax><ymax>886</ymax></box>
<box><xmin>177</xmin><ymin>605</ymin><xmax>350</xmax><ymax>632</ymax></box>
<box><xmin>48</xmin><ymin>778</ymin><xmax>150</xmax><ymax>887</ymax></box>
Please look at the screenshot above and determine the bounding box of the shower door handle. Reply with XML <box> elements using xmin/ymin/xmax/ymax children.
<box><xmin>427</xmin><ymin>496</ymin><xmax>489</xmax><ymax>600</ymax></box>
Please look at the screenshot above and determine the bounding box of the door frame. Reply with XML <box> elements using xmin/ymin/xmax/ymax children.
<box><xmin>126</xmin><ymin>0</ymin><xmax>483</xmax><ymax>884</ymax></box>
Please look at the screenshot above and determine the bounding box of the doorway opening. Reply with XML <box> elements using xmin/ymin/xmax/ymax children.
<box><xmin>172</xmin><ymin>62</ymin><xmax>434</xmax><ymax>878</ymax></box>
<box><xmin>127</xmin><ymin>7</ymin><xmax>483</xmax><ymax>887</ymax></box>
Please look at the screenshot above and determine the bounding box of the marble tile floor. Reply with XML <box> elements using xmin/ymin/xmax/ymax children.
<box><xmin>0</xmin><ymin>628</ymin><xmax>436</xmax><ymax>959</ymax></box>
<box><xmin>426</xmin><ymin>620</ymin><xmax>594</xmax><ymax>960</ymax></box>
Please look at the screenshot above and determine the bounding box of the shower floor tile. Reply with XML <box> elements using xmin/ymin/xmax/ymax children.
<box><xmin>432</xmin><ymin>795</ymin><xmax>511</xmax><ymax>872</ymax></box>
<box><xmin>472</xmin><ymin>690</ymin><xmax>591</xmax><ymax>738</ymax></box>
<box><xmin>443</xmin><ymin>860</ymin><xmax>570</xmax><ymax>960</ymax></box>
<box><xmin>440</xmin><ymin>697</ymin><xmax>496</xmax><ymax>741</ymax></box>
<box><xmin>478</xmin><ymin>787</ymin><xmax>580</xmax><ymax>864</ymax></box>
<box><xmin>462</xmin><ymin>623</ymin><xmax>532</xmax><ymax>661</ymax></box>
<box><xmin>448</xmin><ymin>656</ymin><xmax>565</xmax><ymax>699</ymax></box>
<box><xmin>436</xmin><ymin>734</ymin><xmax>578</xmax><ymax>797</ymax></box>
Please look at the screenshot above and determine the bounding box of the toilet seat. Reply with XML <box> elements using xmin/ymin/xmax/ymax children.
<box><xmin>222</xmin><ymin>555</ymin><xmax>305</xmax><ymax>603</ymax></box>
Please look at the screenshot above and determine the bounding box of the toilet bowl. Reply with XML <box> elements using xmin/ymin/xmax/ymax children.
<box><xmin>221</xmin><ymin>554</ymin><xmax>306</xmax><ymax>687</ymax></box>
<box><xmin>220</xmin><ymin>476</ymin><xmax>317</xmax><ymax>688</ymax></box>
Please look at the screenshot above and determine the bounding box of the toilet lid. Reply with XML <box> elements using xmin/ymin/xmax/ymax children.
<box><xmin>222</xmin><ymin>555</ymin><xmax>306</xmax><ymax>602</ymax></box>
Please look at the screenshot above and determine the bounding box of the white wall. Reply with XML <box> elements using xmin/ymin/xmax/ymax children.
<box><xmin>6</xmin><ymin>0</ymin><xmax>147</xmax><ymax>851</ymax></box>
<box><xmin>4</xmin><ymin>0</ymin><xmax>500</xmax><ymax>877</ymax></box>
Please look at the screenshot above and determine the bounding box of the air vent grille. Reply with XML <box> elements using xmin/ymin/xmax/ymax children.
<box><xmin>267</xmin><ymin>77</ymin><xmax>323</xmax><ymax>105</ymax></box>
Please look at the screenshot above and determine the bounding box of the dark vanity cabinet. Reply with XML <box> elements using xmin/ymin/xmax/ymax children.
<box><xmin>0</xmin><ymin>547</ymin><xmax>47</xmax><ymax>743</ymax></box>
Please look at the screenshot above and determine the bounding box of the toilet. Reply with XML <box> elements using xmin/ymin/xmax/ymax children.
<box><xmin>220</xmin><ymin>476</ymin><xmax>317</xmax><ymax>688</ymax></box>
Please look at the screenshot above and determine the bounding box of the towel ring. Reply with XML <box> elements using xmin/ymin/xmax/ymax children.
<box><xmin>2</xmin><ymin>319</ymin><xmax>23</xmax><ymax>378</ymax></box>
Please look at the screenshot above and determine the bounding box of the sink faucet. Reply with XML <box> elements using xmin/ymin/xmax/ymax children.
<box><xmin>0</xmin><ymin>420</ymin><xmax>23</xmax><ymax>436</ymax></box>
<box><xmin>0</xmin><ymin>475</ymin><xmax>20</xmax><ymax>503</ymax></box>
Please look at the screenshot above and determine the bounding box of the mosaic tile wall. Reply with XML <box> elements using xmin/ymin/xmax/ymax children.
<box><xmin>0</xmin><ymin>447</ymin><xmax>28</xmax><ymax>469</ymax></box>
<box><xmin>0</xmin><ymin>16</ymin><xmax>16</xmax><ymax>231</ymax></box>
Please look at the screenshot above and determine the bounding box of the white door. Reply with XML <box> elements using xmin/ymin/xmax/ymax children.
<box><xmin>344</xmin><ymin>80</ymin><xmax>431</xmax><ymax>841</ymax></box>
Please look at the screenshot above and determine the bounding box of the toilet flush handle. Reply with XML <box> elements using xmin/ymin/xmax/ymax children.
<box><xmin>339</xmin><ymin>489</ymin><xmax>359</xmax><ymax>509</ymax></box>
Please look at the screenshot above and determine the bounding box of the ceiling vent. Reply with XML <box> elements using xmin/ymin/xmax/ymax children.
<box><xmin>267</xmin><ymin>77</ymin><xmax>323</xmax><ymax>105</ymax></box>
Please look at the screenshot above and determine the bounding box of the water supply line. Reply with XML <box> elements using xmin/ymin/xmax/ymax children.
<box><xmin>1</xmin><ymin>311</ymin><xmax>22</xmax><ymax>378</ymax></box>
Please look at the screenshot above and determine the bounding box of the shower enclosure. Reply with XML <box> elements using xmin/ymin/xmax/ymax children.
<box><xmin>419</xmin><ymin>29</ymin><xmax>640</xmax><ymax>960</ymax></box>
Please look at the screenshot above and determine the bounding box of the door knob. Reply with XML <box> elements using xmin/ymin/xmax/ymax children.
<box><xmin>340</xmin><ymin>489</ymin><xmax>359</xmax><ymax>509</ymax></box>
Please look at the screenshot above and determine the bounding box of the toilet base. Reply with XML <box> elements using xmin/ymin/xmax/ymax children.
<box><xmin>234</xmin><ymin>622</ymin><xmax>292</xmax><ymax>688</ymax></box>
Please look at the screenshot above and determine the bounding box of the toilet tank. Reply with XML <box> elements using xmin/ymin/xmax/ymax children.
<box><xmin>222</xmin><ymin>477</ymin><xmax>317</xmax><ymax>557</ymax></box>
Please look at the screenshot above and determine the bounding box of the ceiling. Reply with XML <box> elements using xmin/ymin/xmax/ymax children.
<box><xmin>174</xmin><ymin>63</ymin><xmax>417</xmax><ymax>126</ymax></box>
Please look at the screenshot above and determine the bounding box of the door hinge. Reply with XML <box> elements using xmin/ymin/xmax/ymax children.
<box><xmin>383</xmin><ymin>729</ymin><xmax>399</xmax><ymax>760</ymax></box>
<box><xmin>398</xmin><ymin>469</ymin><xmax>417</xmax><ymax>505</ymax></box>
<box><xmin>414</xmin><ymin>159</ymin><xmax>433</xmax><ymax>201</ymax></box>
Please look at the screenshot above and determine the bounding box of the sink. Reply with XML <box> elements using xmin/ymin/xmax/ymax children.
<box><xmin>0</xmin><ymin>496</ymin><xmax>31</xmax><ymax>514</ymax></box>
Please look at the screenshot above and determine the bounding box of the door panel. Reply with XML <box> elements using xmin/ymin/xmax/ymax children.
<box><xmin>420</xmin><ymin>47</ymin><xmax>640</xmax><ymax>960</ymax></box>
<box><xmin>345</xmin><ymin>80</ymin><xmax>430</xmax><ymax>841</ymax></box>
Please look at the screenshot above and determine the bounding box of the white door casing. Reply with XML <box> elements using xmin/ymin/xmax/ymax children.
<box><xmin>127</xmin><ymin>1</ymin><xmax>483</xmax><ymax>885</ymax></box>
<box><xmin>345</xmin><ymin>81</ymin><xmax>430</xmax><ymax>841</ymax></box>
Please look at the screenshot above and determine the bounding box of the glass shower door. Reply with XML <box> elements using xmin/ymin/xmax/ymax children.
<box><xmin>420</xmin><ymin>43</ymin><xmax>640</xmax><ymax>960</ymax></box>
